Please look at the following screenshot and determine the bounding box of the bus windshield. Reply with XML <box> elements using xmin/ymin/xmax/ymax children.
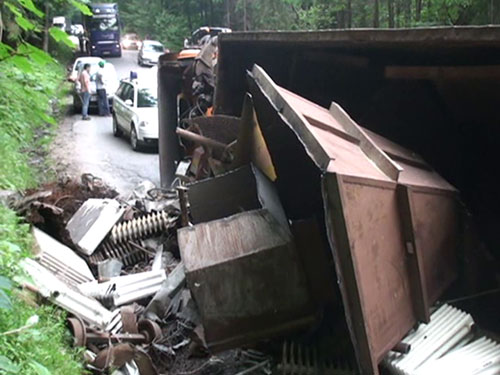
<box><xmin>90</xmin><ymin>16</ymin><xmax>119</xmax><ymax>32</ymax></box>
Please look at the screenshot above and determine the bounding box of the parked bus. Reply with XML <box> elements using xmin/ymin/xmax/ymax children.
<box><xmin>83</xmin><ymin>3</ymin><xmax>121</xmax><ymax>57</ymax></box>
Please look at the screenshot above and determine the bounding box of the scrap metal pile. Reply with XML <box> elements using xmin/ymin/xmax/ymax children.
<box><xmin>9</xmin><ymin>61</ymin><xmax>500</xmax><ymax>374</ymax></box>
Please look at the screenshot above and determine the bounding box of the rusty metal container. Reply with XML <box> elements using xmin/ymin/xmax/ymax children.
<box><xmin>178</xmin><ymin>209</ymin><xmax>315</xmax><ymax>351</ymax></box>
<box><xmin>248</xmin><ymin>65</ymin><xmax>460</xmax><ymax>375</ymax></box>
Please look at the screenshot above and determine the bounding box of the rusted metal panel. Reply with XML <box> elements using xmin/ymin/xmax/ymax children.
<box><xmin>249</xmin><ymin>64</ymin><xmax>461</xmax><ymax>375</ymax></box>
<box><xmin>187</xmin><ymin>164</ymin><xmax>289</xmax><ymax>229</ymax></box>
<box><xmin>178</xmin><ymin>209</ymin><xmax>315</xmax><ymax>351</ymax></box>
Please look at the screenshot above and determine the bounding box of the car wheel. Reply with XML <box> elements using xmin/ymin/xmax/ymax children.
<box><xmin>130</xmin><ymin>125</ymin><xmax>141</xmax><ymax>151</ymax></box>
<box><xmin>112</xmin><ymin>115</ymin><xmax>122</xmax><ymax>137</ymax></box>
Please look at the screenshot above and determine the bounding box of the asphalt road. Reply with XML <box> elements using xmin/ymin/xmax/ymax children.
<box><xmin>52</xmin><ymin>50</ymin><xmax>160</xmax><ymax>196</ymax></box>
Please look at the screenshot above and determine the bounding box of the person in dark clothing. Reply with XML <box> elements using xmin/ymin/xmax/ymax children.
<box><xmin>96</xmin><ymin>61</ymin><xmax>110</xmax><ymax>116</ymax></box>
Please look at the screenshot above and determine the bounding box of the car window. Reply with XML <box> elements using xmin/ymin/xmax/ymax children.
<box><xmin>122</xmin><ymin>84</ymin><xmax>134</xmax><ymax>103</ymax></box>
<box><xmin>115</xmin><ymin>82</ymin><xmax>126</xmax><ymax>99</ymax></box>
<box><xmin>137</xmin><ymin>88</ymin><xmax>157</xmax><ymax>108</ymax></box>
<box><xmin>144</xmin><ymin>44</ymin><xmax>163</xmax><ymax>53</ymax></box>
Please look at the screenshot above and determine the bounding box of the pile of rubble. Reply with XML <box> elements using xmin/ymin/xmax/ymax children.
<box><xmin>10</xmin><ymin>175</ymin><xmax>289</xmax><ymax>374</ymax></box>
<box><xmin>8</xmin><ymin>62</ymin><xmax>500</xmax><ymax>374</ymax></box>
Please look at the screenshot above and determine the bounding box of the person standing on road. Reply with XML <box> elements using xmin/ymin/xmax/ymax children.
<box><xmin>96</xmin><ymin>61</ymin><xmax>111</xmax><ymax>116</ymax></box>
<box><xmin>79</xmin><ymin>63</ymin><xmax>91</xmax><ymax>120</ymax></box>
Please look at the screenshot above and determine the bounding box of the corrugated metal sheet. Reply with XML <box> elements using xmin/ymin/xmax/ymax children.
<box><xmin>32</xmin><ymin>228</ymin><xmax>95</xmax><ymax>286</ymax></box>
<box><xmin>78</xmin><ymin>270</ymin><xmax>166</xmax><ymax>307</ymax></box>
<box><xmin>22</xmin><ymin>259</ymin><xmax>121</xmax><ymax>331</ymax></box>
<box><xmin>384</xmin><ymin>304</ymin><xmax>500</xmax><ymax>375</ymax></box>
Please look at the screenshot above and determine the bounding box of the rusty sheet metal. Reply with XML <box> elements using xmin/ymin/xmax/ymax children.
<box><xmin>249</xmin><ymin>64</ymin><xmax>460</xmax><ymax>375</ymax></box>
<box><xmin>187</xmin><ymin>163</ymin><xmax>289</xmax><ymax>229</ymax></box>
<box><xmin>178</xmin><ymin>209</ymin><xmax>315</xmax><ymax>351</ymax></box>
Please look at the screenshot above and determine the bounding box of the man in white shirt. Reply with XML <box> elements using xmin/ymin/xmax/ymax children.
<box><xmin>95</xmin><ymin>61</ymin><xmax>110</xmax><ymax>116</ymax></box>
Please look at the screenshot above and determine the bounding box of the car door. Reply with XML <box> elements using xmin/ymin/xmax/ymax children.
<box><xmin>113</xmin><ymin>82</ymin><xmax>127</xmax><ymax>127</ymax></box>
<box><xmin>121</xmin><ymin>83</ymin><xmax>136</xmax><ymax>133</ymax></box>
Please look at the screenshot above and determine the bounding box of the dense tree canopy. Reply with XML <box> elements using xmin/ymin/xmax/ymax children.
<box><xmin>113</xmin><ymin>0</ymin><xmax>499</xmax><ymax>50</ymax></box>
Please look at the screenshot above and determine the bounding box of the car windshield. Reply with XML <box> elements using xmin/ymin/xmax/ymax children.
<box><xmin>144</xmin><ymin>44</ymin><xmax>163</xmax><ymax>53</ymax></box>
<box><xmin>137</xmin><ymin>88</ymin><xmax>157</xmax><ymax>108</ymax></box>
<box><xmin>90</xmin><ymin>16</ymin><xmax>119</xmax><ymax>31</ymax></box>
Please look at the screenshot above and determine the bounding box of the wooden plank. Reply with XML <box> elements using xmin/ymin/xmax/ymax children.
<box><xmin>396</xmin><ymin>185</ymin><xmax>431</xmax><ymax>323</ymax></box>
<box><xmin>329</xmin><ymin>102</ymin><xmax>402</xmax><ymax>181</ymax></box>
<box><xmin>322</xmin><ymin>173</ymin><xmax>377</xmax><ymax>375</ymax></box>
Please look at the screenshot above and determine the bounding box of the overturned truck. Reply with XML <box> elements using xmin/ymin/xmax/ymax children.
<box><xmin>157</xmin><ymin>27</ymin><xmax>500</xmax><ymax>374</ymax></box>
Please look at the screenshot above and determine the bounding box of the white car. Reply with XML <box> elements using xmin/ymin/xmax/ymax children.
<box><xmin>70</xmin><ymin>57</ymin><xmax>119</xmax><ymax>112</ymax></box>
<box><xmin>137</xmin><ymin>40</ymin><xmax>166</xmax><ymax>66</ymax></box>
<box><xmin>112</xmin><ymin>79</ymin><xmax>158</xmax><ymax>151</ymax></box>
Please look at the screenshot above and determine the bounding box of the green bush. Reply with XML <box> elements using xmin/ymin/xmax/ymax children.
<box><xmin>0</xmin><ymin>49</ymin><xmax>85</xmax><ymax>375</ymax></box>
<box><xmin>0</xmin><ymin>56</ymin><xmax>64</xmax><ymax>190</ymax></box>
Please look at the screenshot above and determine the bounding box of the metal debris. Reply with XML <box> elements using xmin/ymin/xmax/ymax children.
<box><xmin>32</xmin><ymin>227</ymin><xmax>95</xmax><ymax>286</ymax></box>
<box><xmin>91</xmin><ymin>239</ymin><xmax>147</xmax><ymax>267</ymax></box>
<box><xmin>384</xmin><ymin>304</ymin><xmax>500</xmax><ymax>375</ymax></box>
<box><xmin>279</xmin><ymin>342</ymin><xmax>355</xmax><ymax>375</ymax></box>
<box><xmin>22</xmin><ymin>259</ymin><xmax>121</xmax><ymax>331</ymax></box>
<box><xmin>111</xmin><ymin>211</ymin><xmax>176</xmax><ymax>244</ymax></box>
<box><xmin>78</xmin><ymin>270</ymin><xmax>167</xmax><ymax>307</ymax></box>
<box><xmin>66</xmin><ymin>198</ymin><xmax>125</xmax><ymax>255</ymax></box>
<box><xmin>178</xmin><ymin>209</ymin><xmax>315</xmax><ymax>351</ymax></box>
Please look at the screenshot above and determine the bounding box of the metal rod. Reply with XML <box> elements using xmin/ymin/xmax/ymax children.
<box><xmin>177</xmin><ymin>186</ymin><xmax>189</xmax><ymax>227</ymax></box>
<box><xmin>444</xmin><ymin>288</ymin><xmax>500</xmax><ymax>304</ymax></box>
<box><xmin>234</xmin><ymin>360</ymin><xmax>270</xmax><ymax>375</ymax></box>
<box><xmin>176</xmin><ymin>127</ymin><xmax>228</xmax><ymax>150</ymax></box>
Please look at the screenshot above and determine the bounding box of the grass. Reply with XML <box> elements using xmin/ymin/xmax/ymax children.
<box><xmin>0</xmin><ymin>54</ymin><xmax>86</xmax><ymax>374</ymax></box>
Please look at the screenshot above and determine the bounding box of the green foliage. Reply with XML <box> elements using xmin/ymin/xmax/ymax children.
<box><xmin>0</xmin><ymin>55</ymin><xmax>63</xmax><ymax>190</ymax></box>
<box><xmin>114</xmin><ymin>0</ymin><xmax>494</xmax><ymax>49</ymax></box>
<box><xmin>0</xmin><ymin>276</ymin><xmax>13</xmax><ymax>310</ymax></box>
<box><xmin>0</xmin><ymin>207</ymin><xmax>86</xmax><ymax>375</ymax></box>
<box><xmin>49</xmin><ymin>26</ymin><xmax>75</xmax><ymax>48</ymax></box>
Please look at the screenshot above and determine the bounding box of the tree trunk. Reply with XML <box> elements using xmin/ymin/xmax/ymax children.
<box><xmin>388</xmin><ymin>0</ymin><xmax>395</xmax><ymax>27</ymax></box>
<box><xmin>415</xmin><ymin>0</ymin><xmax>422</xmax><ymax>22</ymax></box>
<box><xmin>404</xmin><ymin>0</ymin><xmax>411</xmax><ymax>26</ymax></box>
<box><xmin>0</xmin><ymin>4</ymin><xmax>3</xmax><ymax>43</ymax></box>
<box><xmin>209</xmin><ymin>0</ymin><xmax>214</xmax><ymax>26</ymax></box>
<box><xmin>396</xmin><ymin>0</ymin><xmax>401</xmax><ymax>27</ymax></box>
<box><xmin>347</xmin><ymin>0</ymin><xmax>352</xmax><ymax>28</ymax></box>
<box><xmin>225</xmin><ymin>0</ymin><xmax>231</xmax><ymax>28</ymax></box>
<box><xmin>373</xmin><ymin>0</ymin><xmax>380</xmax><ymax>27</ymax></box>
<box><xmin>43</xmin><ymin>2</ymin><xmax>50</xmax><ymax>53</ymax></box>
<box><xmin>490</xmin><ymin>0</ymin><xmax>494</xmax><ymax>23</ymax></box>
<box><xmin>186</xmin><ymin>0</ymin><xmax>193</xmax><ymax>31</ymax></box>
<box><xmin>243</xmin><ymin>0</ymin><xmax>247</xmax><ymax>31</ymax></box>
<box><xmin>360</xmin><ymin>1</ymin><xmax>367</xmax><ymax>27</ymax></box>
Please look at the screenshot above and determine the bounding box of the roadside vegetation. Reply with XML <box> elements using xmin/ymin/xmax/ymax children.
<box><xmin>117</xmin><ymin>0</ymin><xmax>498</xmax><ymax>51</ymax></box>
<box><xmin>0</xmin><ymin>1</ymin><xmax>90</xmax><ymax>374</ymax></box>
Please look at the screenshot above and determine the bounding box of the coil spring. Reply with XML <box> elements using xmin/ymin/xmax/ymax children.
<box><xmin>90</xmin><ymin>240</ymin><xmax>146</xmax><ymax>267</ymax></box>
<box><xmin>111</xmin><ymin>211</ymin><xmax>175</xmax><ymax>243</ymax></box>
<box><xmin>279</xmin><ymin>342</ymin><xmax>356</xmax><ymax>375</ymax></box>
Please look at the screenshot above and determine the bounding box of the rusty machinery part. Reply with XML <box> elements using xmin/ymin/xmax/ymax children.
<box><xmin>67</xmin><ymin>316</ymin><xmax>160</xmax><ymax>347</ymax></box>
<box><xmin>279</xmin><ymin>342</ymin><xmax>356</xmax><ymax>375</ymax></box>
<box><xmin>90</xmin><ymin>239</ymin><xmax>146</xmax><ymax>267</ymax></box>
<box><xmin>111</xmin><ymin>211</ymin><xmax>176</xmax><ymax>244</ymax></box>
<box><xmin>120</xmin><ymin>305</ymin><xmax>139</xmax><ymax>334</ymax></box>
<box><xmin>67</xmin><ymin>316</ymin><xmax>87</xmax><ymax>347</ymax></box>
<box><xmin>138</xmin><ymin>319</ymin><xmax>163</xmax><ymax>344</ymax></box>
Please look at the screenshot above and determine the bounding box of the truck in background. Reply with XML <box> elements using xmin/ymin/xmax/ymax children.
<box><xmin>52</xmin><ymin>16</ymin><xmax>67</xmax><ymax>31</ymax></box>
<box><xmin>83</xmin><ymin>3</ymin><xmax>121</xmax><ymax>57</ymax></box>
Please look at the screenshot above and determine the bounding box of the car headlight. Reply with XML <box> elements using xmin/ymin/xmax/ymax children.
<box><xmin>139</xmin><ymin>121</ymin><xmax>148</xmax><ymax>128</ymax></box>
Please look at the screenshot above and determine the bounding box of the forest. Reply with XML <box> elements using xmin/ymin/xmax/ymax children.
<box><xmin>113</xmin><ymin>0</ymin><xmax>500</xmax><ymax>50</ymax></box>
